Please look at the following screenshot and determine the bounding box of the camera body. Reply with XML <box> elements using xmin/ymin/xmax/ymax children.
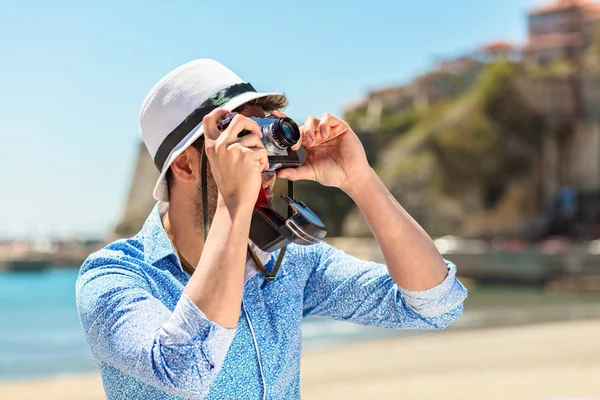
<box><xmin>216</xmin><ymin>112</ymin><xmax>327</xmax><ymax>253</ymax></box>
<box><xmin>217</xmin><ymin>113</ymin><xmax>301</xmax><ymax>172</ymax></box>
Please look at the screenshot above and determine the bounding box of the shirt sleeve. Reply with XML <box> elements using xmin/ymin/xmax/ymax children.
<box><xmin>295</xmin><ymin>242</ymin><xmax>468</xmax><ymax>330</ymax></box>
<box><xmin>397</xmin><ymin>260</ymin><xmax>466</xmax><ymax>318</ymax></box>
<box><xmin>75</xmin><ymin>254</ymin><xmax>235</xmax><ymax>399</ymax></box>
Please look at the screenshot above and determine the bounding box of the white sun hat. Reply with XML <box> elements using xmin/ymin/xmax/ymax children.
<box><xmin>139</xmin><ymin>58</ymin><xmax>287</xmax><ymax>202</ymax></box>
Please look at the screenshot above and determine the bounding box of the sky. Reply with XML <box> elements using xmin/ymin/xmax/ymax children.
<box><xmin>0</xmin><ymin>0</ymin><xmax>541</xmax><ymax>239</ymax></box>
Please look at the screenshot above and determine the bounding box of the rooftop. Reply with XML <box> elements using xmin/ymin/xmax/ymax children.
<box><xmin>479</xmin><ymin>41</ymin><xmax>515</xmax><ymax>52</ymax></box>
<box><xmin>529</xmin><ymin>0</ymin><xmax>600</xmax><ymax>15</ymax></box>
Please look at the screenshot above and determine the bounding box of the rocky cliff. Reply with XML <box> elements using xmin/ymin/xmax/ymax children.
<box><xmin>115</xmin><ymin>58</ymin><xmax>600</xmax><ymax>240</ymax></box>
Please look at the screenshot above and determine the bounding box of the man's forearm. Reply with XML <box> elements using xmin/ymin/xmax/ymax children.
<box><xmin>183</xmin><ymin>200</ymin><xmax>253</xmax><ymax>328</ymax></box>
<box><xmin>344</xmin><ymin>168</ymin><xmax>447</xmax><ymax>291</ymax></box>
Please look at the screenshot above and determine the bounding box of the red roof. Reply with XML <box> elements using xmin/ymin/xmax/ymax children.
<box><xmin>480</xmin><ymin>41</ymin><xmax>515</xmax><ymax>52</ymax></box>
<box><xmin>530</xmin><ymin>0</ymin><xmax>600</xmax><ymax>15</ymax></box>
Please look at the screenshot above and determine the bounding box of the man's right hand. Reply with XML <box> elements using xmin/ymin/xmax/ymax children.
<box><xmin>202</xmin><ymin>109</ymin><xmax>268</xmax><ymax>211</ymax></box>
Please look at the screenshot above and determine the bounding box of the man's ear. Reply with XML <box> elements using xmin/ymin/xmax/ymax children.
<box><xmin>170</xmin><ymin>147</ymin><xmax>198</xmax><ymax>184</ymax></box>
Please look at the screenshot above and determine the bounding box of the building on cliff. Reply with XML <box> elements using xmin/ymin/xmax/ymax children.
<box><xmin>341</xmin><ymin>0</ymin><xmax>600</xmax><ymax>239</ymax></box>
<box><xmin>524</xmin><ymin>1</ymin><xmax>600</xmax><ymax>233</ymax></box>
<box><xmin>525</xmin><ymin>0</ymin><xmax>600</xmax><ymax>65</ymax></box>
<box><xmin>115</xmin><ymin>0</ymin><xmax>600</xmax><ymax>239</ymax></box>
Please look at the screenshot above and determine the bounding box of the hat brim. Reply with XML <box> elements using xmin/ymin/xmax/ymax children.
<box><xmin>152</xmin><ymin>91</ymin><xmax>287</xmax><ymax>202</ymax></box>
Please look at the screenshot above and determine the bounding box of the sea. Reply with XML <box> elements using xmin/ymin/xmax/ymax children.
<box><xmin>2</xmin><ymin>267</ymin><xmax>600</xmax><ymax>382</ymax></box>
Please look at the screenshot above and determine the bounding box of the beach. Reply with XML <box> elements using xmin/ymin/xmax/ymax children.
<box><xmin>1</xmin><ymin>319</ymin><xmax>599</xmax><ymax>400</ymax></box>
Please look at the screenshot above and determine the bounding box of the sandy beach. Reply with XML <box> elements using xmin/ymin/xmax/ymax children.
<box><xmin>2</xmin><ymin>319</ymin><xmax>599</xmax><ymax>400</ymax></box>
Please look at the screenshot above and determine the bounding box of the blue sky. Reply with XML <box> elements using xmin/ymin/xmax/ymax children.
<box><xmin>0</xmin><ymin>0</ymin><xmax>540</xmax><ymax>239</ymax></box>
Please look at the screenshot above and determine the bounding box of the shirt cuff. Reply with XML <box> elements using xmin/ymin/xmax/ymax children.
<box><xmin>160</xmin><ymin>293</ymin><xmax>236</xmax><ymax>369</ymax></box>
<box><xmin>397</xmin><ymin>260</ymin><xmax>468</xmax><ymax>318</ymax></box>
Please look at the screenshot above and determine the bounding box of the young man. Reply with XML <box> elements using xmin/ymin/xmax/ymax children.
<box><xmin>76</xmin><ymin>59</ymin><xmax>467</xmax><ymax>400</ymax></box>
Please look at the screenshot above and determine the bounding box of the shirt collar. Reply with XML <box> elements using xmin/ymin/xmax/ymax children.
<box><xmin>139</xmin><ymin>202</ymin><xmax>177</xmax><ymax>266</ymax></box>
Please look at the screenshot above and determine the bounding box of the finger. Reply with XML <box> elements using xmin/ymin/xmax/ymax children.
<box><xmin>319</xmin><ymin>121</ymin><xmax>330</xmax><ymax>140</ymax></box>
<box><xmin>226</xmin><ymin>144</ymin><xmax>269</xmax><ymax>172</ymax></box>
<box><xmin>320</xmin><ymin>113</ymin><xmax>343</xmax><ymax>128</ymax></box>
<box><xmin>222</xmin><ymin>114</ymin><xmax>262</xmax><ymax>144</ymax></box>
<box><xmin>203</xmin><ymin>108</ymin><xmax>231</xmax><ymax>141</ymax></box>
<box><xmin>276</xmin><ymin>164</ymin><xmax>315</xmax><ymax>182</ymax></box>
<box><xmin>310</xmin><ymin>116</ymin><xmax>325</xmax><ymax>144</ymax></box>
<box><xmin>237</xmin><ymin>145</ymin><xmax>268</xmax><ymax>162</ymax></box>
<box><xmin>319</xmin><ymin>113</ymin><xmax>343</xmax><ymax>140</ymax></box>
<box><xmin>302</xmin><ymin>116</ymin><xmax>319</xmax><ymax>147</ymax></box>
<box><xmin>291</xmin><ymin>140</ymin><xmax>302</xmax><ymax>151</ymax></box>
<box><xmin>290</xmin><ymin>122</ymin><xmax>303</xmax><ymax>151</ymax></box>
<box><xmin>248</xmin><ymin>147</ymin><xmax>269</xmax><ymax>171</ymax></box>
<box><xmin>290</xmin><ymin>117</ymin><xmax>303</xmax><ymax>151</ymax></box>
<box><xmin>236</xmin><ymin>134</ymin><xmax>265</xmax><ymax>150</ymax></box>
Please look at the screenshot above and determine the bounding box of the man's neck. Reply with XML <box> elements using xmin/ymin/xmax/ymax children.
<box><xmin>162</xmin><ymin>202</ymin><xmax>205</xmax><ymax>270</ymax></box>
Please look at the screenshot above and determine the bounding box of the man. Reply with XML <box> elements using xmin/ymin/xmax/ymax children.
<box><xmin>76</xmin><ymin>59</ymin><xmax>467</xmax><ymax>400</ymax></box>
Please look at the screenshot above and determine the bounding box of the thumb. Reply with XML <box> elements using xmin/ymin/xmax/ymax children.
<box><xmin>276</xmin><ymin>164</ymin><xmax>315</xmax><ymax>181</ymax></box>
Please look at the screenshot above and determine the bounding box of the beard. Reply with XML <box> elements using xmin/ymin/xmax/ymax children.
<box><xmin>192</xmin><ymin>168</ymin><xmax>219</xmax><ymax>232</ymax></box>
<box><xmin>191</xmin><ymin>169</ymin><xmax>276</xmax><ymax>232</ymax></box>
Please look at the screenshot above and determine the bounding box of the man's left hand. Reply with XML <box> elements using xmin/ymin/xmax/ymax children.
<box><xmin>274</xmin><ymin>112</ymin><xmax>371</xmax><ymax>192</ymax></box>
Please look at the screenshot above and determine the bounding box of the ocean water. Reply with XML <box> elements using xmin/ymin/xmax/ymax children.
<box><xmin>0</xmin><ymin>268</ymin><xmax>404</xmax><ymax>381</ymax></box>
<box><xmin>2</xmin><ymin>268</ymin><xmax>600</xmax><ymax>382</ymax></box>
<box><xmin>0</xmin><ymin>269</ymin><xmax>97</xmax><ymax>381</ymax></box>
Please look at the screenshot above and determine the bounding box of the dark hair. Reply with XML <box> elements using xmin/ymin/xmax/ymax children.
<box><xmin>165</xmin><ymin>136</ymin><xmax>205</xmax><ymax>196</ymax></box>
<box><xmin>165</xmin><ymin>97</ymin><xmax>287</xmax><ymax>196</ymax></box>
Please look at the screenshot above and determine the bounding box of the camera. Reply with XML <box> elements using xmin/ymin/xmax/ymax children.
<box><xmin>217</xmin><ymin>112</ymin><xmax>301</xmax><ymax>171</ymax></box>
<box><xmin>213</xmin><ymin>111</ymin><xmax>327</xmax><ymax>254</ymax></box>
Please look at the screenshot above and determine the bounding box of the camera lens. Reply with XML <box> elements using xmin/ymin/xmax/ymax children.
<box><xmin>282</xmin><ymin>123</ymin><xmax>296</xmax><ymax>141</ymax></box>
<box><xmin>273</xmin><ymin>118</ymin><xmax>300</xmax><ymax>149</ymax></box>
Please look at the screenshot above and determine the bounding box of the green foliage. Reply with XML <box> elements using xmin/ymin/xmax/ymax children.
<box><xmin>478</xmin><ymin>61</ymin><xmax>545</xmax><ymax>149</ymax></box>
<box><xmin>434</xmin><ymin>112</ymin><xmax>498</xmax><ymax>155</ymax></box>
<box><xmin>381</xmin><ymin>60</ymin><xmax>544</xmax><ymax>212</ymax></box>
<box><xmin>583</xmin><ymin>25</ymin><xmax>600</xmax><ymax>73</ymax></box>
<box><xmin>526</xmin><ymin>57</ymin><xmax>574</xmax><ymax>79</ymax></box>
<box><xmin>370</xmin><ymin>107</ymin><xmax>423</xmax><ymax>157</ymax></box>
<box><xmin>344</xmin><ymin>106</ymin><xmax>368</xmax><ymax>128</ymax></box>
<box><xmin>318</xmin><ymin>59</ymin><xmax>545</xmax><ymax>236</ymax></box>
<box><xmin>390</xmin><ymin>150</ymin><xmax>434</xmax><ymax>177</ymax></box>
<box><xmin>376</xmin><ymin>107</ymin><xmax>421</xmax><ymax>135</ymax></box>
<box><xmin>476</xmin><ymin>60</ymin><xmax>516</xmax><ymax>100</ymax></box>
<box><xmin>592</xmin><ymin>25</ymin><xmax>600</xmax><ymax>60</ymax></box>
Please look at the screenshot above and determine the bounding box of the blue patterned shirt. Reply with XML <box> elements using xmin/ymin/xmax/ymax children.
<box><xmin>76</xmin><ymin>203</ymin><xmax>467</xmax><ymax>399</ymax></box>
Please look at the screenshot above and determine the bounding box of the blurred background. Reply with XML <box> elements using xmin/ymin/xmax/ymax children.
<box><xmin>1</xmin><ymin>0</ymin><xmax>600</xmax><ymax>399</ymax></box>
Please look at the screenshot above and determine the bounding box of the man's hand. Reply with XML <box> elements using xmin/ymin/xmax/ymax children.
<box><xmin>182</xmin><ymin>109</ymin><xmax>269</xmax><ymax>329</ymax></box>
<box><xmin>203</xmin><ymin>109</ymin><xmax>269</xmax><ymax>211</ymax></box>
<box><xmin>274</xmin><ymin>112</ymin><xmax>370</xmax><ymax>193</ymax></box>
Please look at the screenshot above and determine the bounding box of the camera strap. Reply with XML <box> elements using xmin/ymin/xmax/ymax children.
<box><xmin>201</xmin><ymin>147</ymin><xmax>291</xmax><ymax>281</ymax></box>
<box><xmin>202</xmin><ymin>145</ymin><xmax>210</xmax><ymax>240</ymax></box>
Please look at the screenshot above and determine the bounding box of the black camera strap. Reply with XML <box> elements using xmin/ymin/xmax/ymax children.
<box><xmin>201</xmin><ymin>147</ymin><xmax>291</xmax><ymax>281</ymax></box>
<box><xmin>202</xmin><ymin>146</ymin><xmax>210</xmax><ymax>240</ymax></box>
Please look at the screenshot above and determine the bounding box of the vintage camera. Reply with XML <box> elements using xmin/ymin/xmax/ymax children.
<box><xmin>216</xmin><ymin>112</ymin><xmax>327</xmax><ymax>253</ymax></box>
<box><xmin>217</xmin><ymin>112</ymin><xmax>301</xmax><ymax>171</ymax></box>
